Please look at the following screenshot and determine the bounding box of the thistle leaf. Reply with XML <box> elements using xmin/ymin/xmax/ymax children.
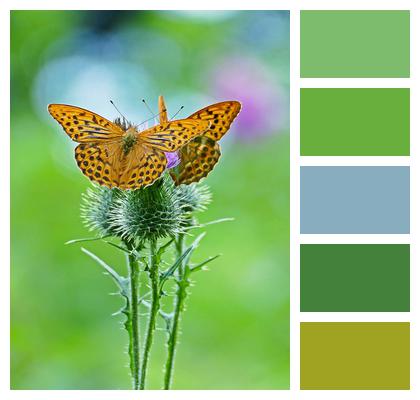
<box><xmin>104</xmin><ymin>240</ymin><xmax>131</xmax><ymax>254</ymax></box>
<box><xmin>139</xmin><ymin>298</ymin><xmax>173</xmax><ymax>329</ymax></box>
<box><xmin>185</xmin><ymin>217</ymin><xmax>234</xmax><ymax>230</ymax></box>
<box><xmin>184</xmin><ymin>232</ymin><xmax>206</xmax><ymax>265</ymax></box>
<box><xmin>65</xmin><ymin>236</ymin><xmax>109</xmax><ymax>245</ymax></box>
<box><xmin>81</xmin><ymin>247</ymin><xmax>128</xmax><ymax>293</ymax></box>
<box><xmin>159</xmin><ymin>246</ymin><xmax>193</xmax><ymax>288</ymax></box>
<box><xmin>157</xmin><ymin>238</ymin><xmax>175</xmax><ymax>259</ymax></box>
<box><xmin>189</xmin><ymin>254</ymin><xmax>221</xmax><ymax>274</ymax></box>
<box><xmin>159</xmin><ymin>232</ymin><xmax>206</xmax><ymax>291</ymax></box>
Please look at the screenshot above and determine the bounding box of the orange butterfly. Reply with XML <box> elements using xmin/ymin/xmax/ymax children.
<box><xmin>158</xmin><ymin>96</ymin><xmax>241</xmax><ymax>185</ymax></box>
<box><xmin>48</xmin><ymin>103</ymin><xmax>210</xmax><ymax>189</ymax></box>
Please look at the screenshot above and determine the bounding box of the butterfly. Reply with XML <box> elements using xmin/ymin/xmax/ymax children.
<box><xmin>48</xmin><ymin>103</ymin><xmax>211</xmax><ymax>190</ymax></box>
<box><xmin>158</xmin><ymin>96</ymin><xmax>241</xmax><ymax>185</ymax></box>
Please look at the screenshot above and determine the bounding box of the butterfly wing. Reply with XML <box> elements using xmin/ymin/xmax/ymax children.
<box><xmin>75</xmin><ymin>142</ymin><xmax>123</xmax><ymax>187</ymax></box>
<box><xmin>172</xmin><ymin>101</ymin><xmax>240</xmax><ymax>184</ymax></box>
<box><xmin>118</xmin><ymin>145</ymin><xmax>167</xmax><ymax>189</ymax></box>
<box><xmin>187</xmin><ymin>101</ymin><xmax>241</xmax><ymax>141</ymax></box>
<box><xmin>48</xmin><ymin>104</ymin><xmax>124</xmax><ymax>142</ymax></box>
<box><xmin>75</xmin><ymin>141</ymin><xmax>168</xmax><ymax>190</ymax></box>
<box><xmin>50</xmin><ymin>103</ymin><xmax>191</xmax><ymax>189</ymax></box>
<box><xmin>139</xmin><ymin>119</ymin><xmax>210</xmax><ymax>152</ymax></box>
<box><xmin>170</xmin><ymin>136</ymin><xmax>221</xmax><ymax>185</ymax></box>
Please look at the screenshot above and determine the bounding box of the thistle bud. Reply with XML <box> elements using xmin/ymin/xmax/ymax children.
<box><xmin>80</xmin><ymin>173</ymin><xmax>212</xmax><ymax>242</ymax></box>
<box><xmin>81</xmin><ymin>186</ymin><xmax>121</xmax><ymax>237</ymax></box>
<box><xmin>176</xmin><ymin>182</ymin><xmax>212</xmax><ymax>214</ymax></box>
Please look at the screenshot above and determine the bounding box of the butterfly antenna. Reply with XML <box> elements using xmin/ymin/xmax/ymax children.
<box><xmin>141</xmin><ymin>98</ymin><xmax>158</xmax><ymax>125</ymax></box>
<box><xmin>110</xmin><ymin>100</ymin><xmax>128</xmax><ymax>125</ymax></box>
<box><xmin>170</xmin><ymin>105</ymin><xmax>184</xmax><ymax>120</ymax></box>
<box><xmin>135</xmin><ymin>112</ymin><xmax>165</xmax><ymax>129</ymax></box>
<box><xmin>141</xmin><ymin>99</ymin><xmax>156</xmax><ymax>116</ymax></box>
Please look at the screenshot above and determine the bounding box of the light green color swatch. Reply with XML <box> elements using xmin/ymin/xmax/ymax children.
<box><xmin>301</xmin><ymin>11</ymin><xmax>410</xmax><ymax>77</ymax></box>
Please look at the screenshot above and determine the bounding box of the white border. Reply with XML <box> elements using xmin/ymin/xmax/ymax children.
<box><xmin>300</xmin><ymin>157</ymin><xmax>411</xmax><ymax>166</ymax></box>
<box><xmin>300</xmin><ymin>234</ymin><xmax>411</xmax><ymax>244</ymax></box>
<box><xmin>301</xmin><ymin>79</ymin><xmax>410</xmax><ymax>88</ymax></box>
<box><xmin>2</xmin><ymin>0</ymin><xmax>419</xmax><ymax>399</ymax></box>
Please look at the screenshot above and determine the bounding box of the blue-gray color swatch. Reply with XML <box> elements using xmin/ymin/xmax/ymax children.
<box><xmin>300</xmin><ymin>166</ymin><xmax>410</xmax><ymax>234</ymax></box>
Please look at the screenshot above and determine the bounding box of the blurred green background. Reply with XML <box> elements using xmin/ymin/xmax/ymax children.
<box><xmin>11</xmin><ymin>11</ymin><xmax>289</xmax><ymax>389</ymax></box>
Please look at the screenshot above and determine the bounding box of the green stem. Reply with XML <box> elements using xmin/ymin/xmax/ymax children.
<box><xmin>163</xmin><ymin>233</ymin><xmax>189</xmax><ymax>390</ymax></box>
<box><xmin>125</xmin><ymin>240</ymin><xmax>141</xmax><ymax>390</ymax></box>
<box><xmin>139</xmin><ymin>238</ymin><xmax>160</xmax><ymax>390</ymax></box>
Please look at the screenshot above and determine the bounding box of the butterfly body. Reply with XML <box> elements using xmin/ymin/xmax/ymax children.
<box><xmin>121</xmin><ymin>127</ymin><xmax>138</xmax><ymax>155</ymax></box>
<box><xmin>48</xmin><ymin>97</ymin><xmax>240</xmax><ymax>189</ymax></box>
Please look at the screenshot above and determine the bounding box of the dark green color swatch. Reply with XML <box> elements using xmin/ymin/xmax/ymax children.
<box><xmin>300</xmin><ymin>11</ymin><xmax>410</xmax><ymax>77</ymax></box>
<box><xmin>300</xmin><ymin>244</ymin><xmax>410</xmax><ymax>312</ymax></box>
<box><xmin>301</xmin><ymin>322</ymin><xmax>410</xmax><ymax>390</ymax></box>
<box><xmin>300</xmin><ymin>88</ymin><xmax>410</xmax><ymax>156</ymax></box>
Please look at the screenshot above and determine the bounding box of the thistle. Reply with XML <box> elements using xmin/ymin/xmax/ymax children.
<box><xmin>71</xmin><ymin>172</ymin><xmax>225</xmax><ymax>389</ymax></box>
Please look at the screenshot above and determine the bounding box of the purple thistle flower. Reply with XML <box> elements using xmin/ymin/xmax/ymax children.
<box><xmin>165</xmin><ymin>152</ymin><xmax>181</xmax><ymax>169</ymax></box>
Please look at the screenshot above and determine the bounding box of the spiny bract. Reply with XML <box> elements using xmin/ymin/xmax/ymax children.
<box><xmin>81</xmin><ymin>173</ymin><xmax>211</xmax><ymax>242</ymax></box>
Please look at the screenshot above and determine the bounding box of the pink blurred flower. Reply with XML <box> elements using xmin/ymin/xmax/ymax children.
<box><xmin>211</xmin><ymin>56</ymin><xmax>288</xmax><ymax>141</ymax></box>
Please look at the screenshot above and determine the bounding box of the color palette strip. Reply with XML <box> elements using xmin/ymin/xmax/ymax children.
<box><xmin>300</xmin><ymin>244</ymin><xmax>410</xmax><ymax>312</ymax></box>
<box><xmin>300</xmin><ymin>10</ymin><xmax>410</xmax><ymax>77</ymax></box>
<box><xmin>300</xmin><ymin>88</ymin><xmax>410</xmax><ymax>156</ymax></box>
<box><xmin>300</xmin><ymin>166</ymin><xmax>410</xmax><ymax>234</ymax></box>
<box><xmin>300</xmin><ymin>322</ymin><xmax>410</xmax><ymax>390</ymax></box>
<box><xmin>299</xmin><ymin>9</ymin><xmax>411</xmax><ymax>391</ymax></box>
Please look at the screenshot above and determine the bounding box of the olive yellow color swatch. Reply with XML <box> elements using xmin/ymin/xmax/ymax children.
<box><xmin>300</xmin><ymin>322</ymin><xmax>410</xmax><ymax>390</ymax></box>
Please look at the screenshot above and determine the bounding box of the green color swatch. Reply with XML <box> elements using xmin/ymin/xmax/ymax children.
<box><xmin>300</xmin><ymin>11</ymin><xmax>410</xmax><ymax>77</ymax></box>
<box><xmin>300</xmin><ymin>244</ymin><xmax>410</xmax><ymax>312</ymax></box>
<box><xmin>300</xmin><ymin>88</ymin><xmax>410</xmax><ymax>156</ymax></box>
<box><xmin>300</xmin><ymin>322</ymin><xmax>410</xmax><ymax>390</ymax></box>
